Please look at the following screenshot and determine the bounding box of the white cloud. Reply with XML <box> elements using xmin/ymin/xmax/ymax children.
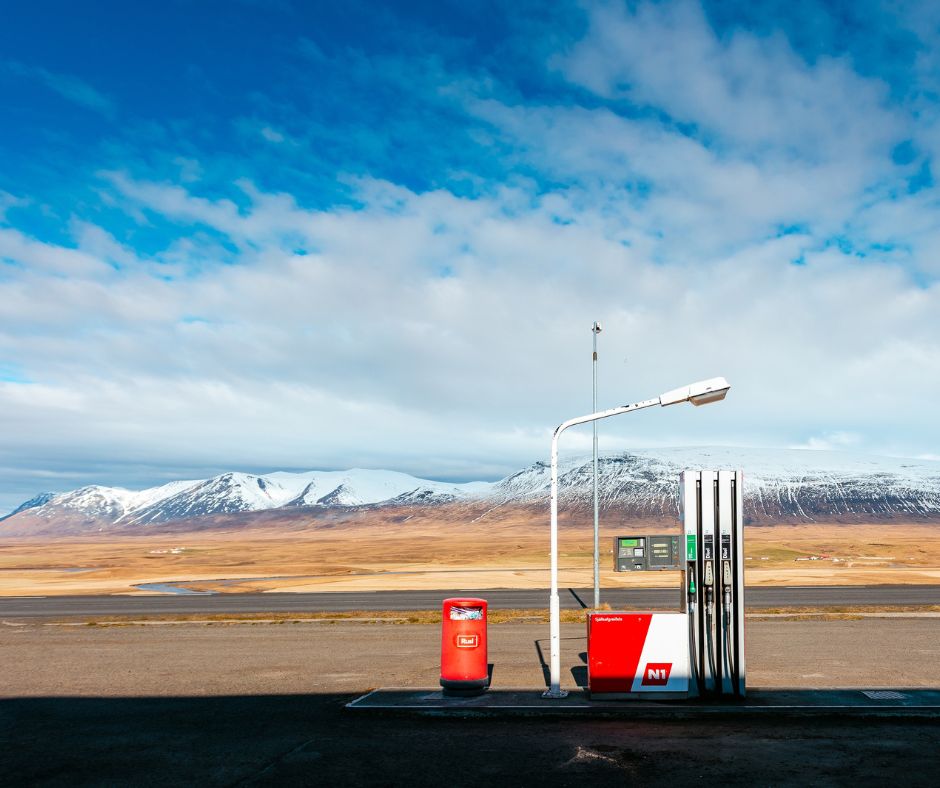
<box><xmin>0</xmin><ymin>191</ymin><xmax>29</xmax><ymax>221</ymax></box>
<box><xmin>789</xmin><ymin>431</ymin><xmax>862</xmax><ymax>452</ymax></box>
<box><xmin>556</xmin><ymin>1</ymin><xmax>899</xmax><ymax>158</ymax></box>
<box><xmin>0</xmin><ymin>227</ymin><xmax>112</xmax><ymax>276</ymax></box>
<box><xmin>260</xmin><ymin>126</ymin><xmax>286</xmax><ymax>143</ymax></box>
<box><xmin>6</xmin><ymin>61</ymin><xmax>115</xmax><ymax>116</ymax></box>
<box><xmin>3</xmin><ymin>1</ymin><xmax>940</xmax><ymax>508</ymax></box>
<box><xmin>1</xmin><ymin>172</ymin><xmax>938</xmax><ymax>504</ymax></box>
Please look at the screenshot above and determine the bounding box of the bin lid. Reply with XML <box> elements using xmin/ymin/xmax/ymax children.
<box><xmin>442</xmin><ymin>597</ymin><xmax>487</xmax><ymax>608</ymax></box>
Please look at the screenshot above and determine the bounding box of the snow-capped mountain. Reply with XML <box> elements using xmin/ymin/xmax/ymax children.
<box><xmin>482</xmin><ymin>447</ymin><xmax>940</xmax><ymax>521</ymax></box>
<box><xmin>4</xmin><ymin>447</ymin><xmax>940</xmax><ymax>534</ymax></box>
<box><xmin>2</xmin><ymin>468</ymin><xmax>490</xmax><ymax>532</ymax></box>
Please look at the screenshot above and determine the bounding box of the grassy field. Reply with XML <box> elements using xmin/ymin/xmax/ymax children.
<box><xmin>0</xmin><ymin>519</ymin><xmax>938</xmax><ymax>595</ymax></box>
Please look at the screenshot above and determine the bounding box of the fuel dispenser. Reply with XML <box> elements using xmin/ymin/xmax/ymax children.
<box><xmin>681</xmin><ymin>470</ymin><xmax>745</xmax><ymax>698</ymax></box>
<box><xmin>587</xmin><ymin>470</ymin><xmax>745</xmax><ymax>700</ymax></box>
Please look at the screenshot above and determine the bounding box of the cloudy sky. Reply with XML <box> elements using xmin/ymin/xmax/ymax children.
<box><xmin>2</xmin><ymin>0</ymin><xmax>939</xmax><ymax>511</ymax></box>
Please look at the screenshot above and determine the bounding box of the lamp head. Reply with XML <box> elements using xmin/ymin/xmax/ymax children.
<box><xmin>660</xmin><ymin>376</ymin><xmax>731</xmax><ymax>407</ymax></box>
<box><xmin>592</xmin><ymin>321</ymin><xmax>602</xmax><ymax>333</ymax></box>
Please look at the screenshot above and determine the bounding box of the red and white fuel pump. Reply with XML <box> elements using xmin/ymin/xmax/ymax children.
<box><xmin>583</xmin><ymin>470</ymin><xmax>746</xmax><ymax>700</ymax></box>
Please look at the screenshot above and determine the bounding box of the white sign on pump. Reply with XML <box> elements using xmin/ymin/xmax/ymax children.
<box><xmin>629</xmin><ymin>614</ymin><xmax>690</xmax><ymax>693</ymax></box>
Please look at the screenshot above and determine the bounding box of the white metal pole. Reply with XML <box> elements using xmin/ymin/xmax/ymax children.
<box><xmin>543</xmin><ymin>397</ymin><xmax>660</xmax><ymax>699</ymax></box>
<box><xmin>546</xmin><ymin>425</ymin><xmax>565</xmax><ymax>698</ymax></box>
<box><xmin>592</xmin><ymin>322</ymin><xmax>601</xmax><ymax>610</ymax></box>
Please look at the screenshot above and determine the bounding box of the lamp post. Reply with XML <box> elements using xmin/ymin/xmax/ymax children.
<box><xmin>591</xmin><ymin>321</ymin><xmax>602</xmax><ymax>610</ymax></box>
<box><xmin>542</xmin><ymin>376</ymin><xmax>731</xmax><ymax>699</ymax></box>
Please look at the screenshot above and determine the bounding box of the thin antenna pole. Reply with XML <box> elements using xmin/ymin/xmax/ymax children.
<box><xmin>591</xmin><ymin>321</ymin><xmax>602</xmax><ymax>610</ymax></box>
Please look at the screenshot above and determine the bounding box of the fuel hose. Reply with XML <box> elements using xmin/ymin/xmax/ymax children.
<box><xmin>688</xmin><ymin>594</ymin><xmax>700</xmax><ymax>692</ymax></box>
<box><xmin>723</xmin><ymin>587</ymin><xmax>734</xmax><ymax>686</ymax></box>
<box><xmin>705</xmin><ymin>587</ymin><xmax>717</xmax><ymax>687</ymax></box>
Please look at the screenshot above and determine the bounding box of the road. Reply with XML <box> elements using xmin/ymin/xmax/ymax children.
<box><xmin>1</xmin><ymin>584</ymin><xmax>937</xmax><ymax>617</ymax></box>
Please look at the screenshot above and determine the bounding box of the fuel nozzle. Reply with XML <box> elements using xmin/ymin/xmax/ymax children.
<box><xmin>703</xmin><ymin>560</ymin><xmax>715</xmax><ymax>610</ymax></box>
<box><xmin>703</xmin><ymin>565</ymin><xmax>717</xmax><ymax>686</ymax></box>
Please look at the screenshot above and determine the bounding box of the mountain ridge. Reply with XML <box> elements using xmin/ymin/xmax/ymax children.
<box><xmin>4</xmin><ymin>446</ymin><xmax>940</xmax><ymax>535</ymax></box>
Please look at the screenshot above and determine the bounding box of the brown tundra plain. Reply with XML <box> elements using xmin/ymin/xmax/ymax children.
<box><xmin>1</xmin><ymin>504</ymin><xmax>938</xmax><ymax>596</ymax></box>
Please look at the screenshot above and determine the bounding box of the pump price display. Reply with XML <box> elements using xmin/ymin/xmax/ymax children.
<box><xmin>649</xmin><ymin>539</ymin><xmax>671</xmax><ymax>562</ymax></box>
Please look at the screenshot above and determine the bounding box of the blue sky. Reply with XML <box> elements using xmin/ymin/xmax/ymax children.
<box><xmin>2</xmin><ymin>0</ymin><xmax>940</xmax><ymax>511</ymax></box>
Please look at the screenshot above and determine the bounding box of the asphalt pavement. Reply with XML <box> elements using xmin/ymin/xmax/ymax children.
<box><xmin>3</xmin><ymin>619</ymin><xmax>940</xmax><ymax>786</ymax></box>
<box><xmin>1</xmin><ymin>584</ymin><xmax>937</xmax><ymax>618</ymax></box>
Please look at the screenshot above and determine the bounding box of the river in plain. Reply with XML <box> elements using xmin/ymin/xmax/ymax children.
<box><xmin>134</xmin><ymin>582</ymin><xmax>216</xmax><ymax>595</ymax></box>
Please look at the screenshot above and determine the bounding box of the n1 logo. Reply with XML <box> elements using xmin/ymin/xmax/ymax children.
<box><xmin>641</xmin><ymin>663</ymin><xmax>672</xmax><ymax>686</ymax></box>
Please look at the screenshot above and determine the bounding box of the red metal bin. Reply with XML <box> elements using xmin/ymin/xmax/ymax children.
<box><xmin>440</xmin><ymin>597</ymin><xmax>488</xmax><ymax>692</ymax></box>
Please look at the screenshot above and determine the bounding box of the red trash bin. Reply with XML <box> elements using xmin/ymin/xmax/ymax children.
<box><xmin>440</xmin><ymin>597</ymin><xmax>488</xmax><ymax>692</ymax></box>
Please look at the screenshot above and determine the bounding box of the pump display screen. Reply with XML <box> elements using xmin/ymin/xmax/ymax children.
<box><xmin>618</xmin><ymin>537</ymin><xmax>645</xmax><ymax>559</ymax></box>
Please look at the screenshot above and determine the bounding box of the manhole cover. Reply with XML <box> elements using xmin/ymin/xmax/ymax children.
<box><xmin>861</xmin><ymin>690</ymin><xmax>908</xmax><ymax>700</ymax></box>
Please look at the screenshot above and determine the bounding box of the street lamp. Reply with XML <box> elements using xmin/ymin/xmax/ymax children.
<box><xmin>591</xmin><ymin>321</ymin><xmax>602</xmax><ymax>611</ymax></box>
<box><xmin>542</xmin><ymin>376</ymin><xmax>731</xmax><ymax>699</ymax></box>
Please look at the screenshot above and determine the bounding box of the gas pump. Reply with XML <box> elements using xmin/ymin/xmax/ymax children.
<box><xmin>680</xmin><ymin>469</ymin><xmax>746</xmax><ymax>699</ymax></box>
<box><xmin>679</xmin><ymin>471</ymin><xmax>701</xmax><ymax>696</ymax></box>
<box><xmin>716</xmin><ymin>470</ymin><xmax>745</xmax><ymax>696</ymax></box>
<box><xmin>588</xmin><ymin>469</ymin><xmax>746</xmax><ymax>700</ymax></box>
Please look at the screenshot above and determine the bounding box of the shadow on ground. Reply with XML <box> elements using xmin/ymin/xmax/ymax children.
<box><xmin>2</xmin><ymin>694</ymin><xmax>939</xmax><ymax>787</ymax></box>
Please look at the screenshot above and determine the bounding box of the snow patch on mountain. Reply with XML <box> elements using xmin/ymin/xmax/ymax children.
<box><xmin>386</xmin><ymin>488</ymin><xmax>460</xmax><ymax>505</ymax></box>
<box><xmin>43</xmin><ymin>485</ymin><xmax>137</xmax><ymax>520</ymax></box>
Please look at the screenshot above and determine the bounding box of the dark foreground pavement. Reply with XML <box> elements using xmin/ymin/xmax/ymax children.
<box><xmin>3</xmin><ymin>619</ymin><xmax>940</xmax><ymax>786</ymax></box>
<box><xmin>2</xmin><ymin>694</ymin><xmax>938</xmax><ymax>787</ymax></box>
